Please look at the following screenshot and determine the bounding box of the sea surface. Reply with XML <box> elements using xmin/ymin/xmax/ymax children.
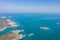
<box><xmin>0</xmin><ymin>13</ymin><xmax>60</xmax><ymax>40</ymax></box>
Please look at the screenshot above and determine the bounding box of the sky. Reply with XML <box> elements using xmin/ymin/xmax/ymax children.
<box><xmin>0</xmin><ymin>0</ymin><xmax>60</xmax><ymax>13</ymax></box>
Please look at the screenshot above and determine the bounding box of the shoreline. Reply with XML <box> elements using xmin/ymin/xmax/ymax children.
<box><xmin>0</xmin><ymin>19</ymin><xmax>19</xmax><ymax>31</ymax></box>
<box><xmin>0</xmin><ymin>30</ymin><xmax>25</xmax><ymax>40</ymax></box>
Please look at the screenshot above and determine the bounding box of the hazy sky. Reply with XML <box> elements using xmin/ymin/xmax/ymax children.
<box><xmin>0</xmin><ymin>0</ymin><xmax>60</xmax><ymax>13</ymax></box>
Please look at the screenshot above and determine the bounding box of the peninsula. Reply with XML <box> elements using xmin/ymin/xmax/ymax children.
<box><xmin>0</xmin><ymin>30</ymin><xmax>25</xmax><ymax>40</ymax></box>
<box><xmin>0</xmin><ymin>19</ymin><xmax>18</xmax><ymax>31</ymax></box>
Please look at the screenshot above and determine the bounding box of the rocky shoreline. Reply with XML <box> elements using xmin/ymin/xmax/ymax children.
<box><xmin>0</xmin><ymin>19</ymin><xmax>25</xmax><ymax>40</ymax></box>
<box><xmin>0</xmin><ymin>19</ymin><xmax>18</xmax><ymax>31</ymax></box>
<box><xmin>0</xmin><ymin>30</ymin><xmax>25</xmax><ymax>40</ymax></box>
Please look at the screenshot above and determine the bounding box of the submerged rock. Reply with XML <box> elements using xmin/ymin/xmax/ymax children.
<box><xmin>40</xmin><ymin>26</ymin><xmax>50</xmax><ymax>30</ymax></box>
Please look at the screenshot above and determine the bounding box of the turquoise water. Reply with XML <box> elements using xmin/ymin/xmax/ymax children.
<box><xmin>0</xmin><ymin>13</ymin><xmax>60</xmax><ymax>40</ymax></box>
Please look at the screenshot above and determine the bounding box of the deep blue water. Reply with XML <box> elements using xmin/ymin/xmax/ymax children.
<box><xmin>0</xmin><ymin>13</ymin><xmax>60</xmax><ymax>40</ymax></box>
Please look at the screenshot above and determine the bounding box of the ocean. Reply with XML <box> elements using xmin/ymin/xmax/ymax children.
<box><xmin>0</xmin><ymin>13</ymin><xmax>60</xmax><ymax>40</ymax></box>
